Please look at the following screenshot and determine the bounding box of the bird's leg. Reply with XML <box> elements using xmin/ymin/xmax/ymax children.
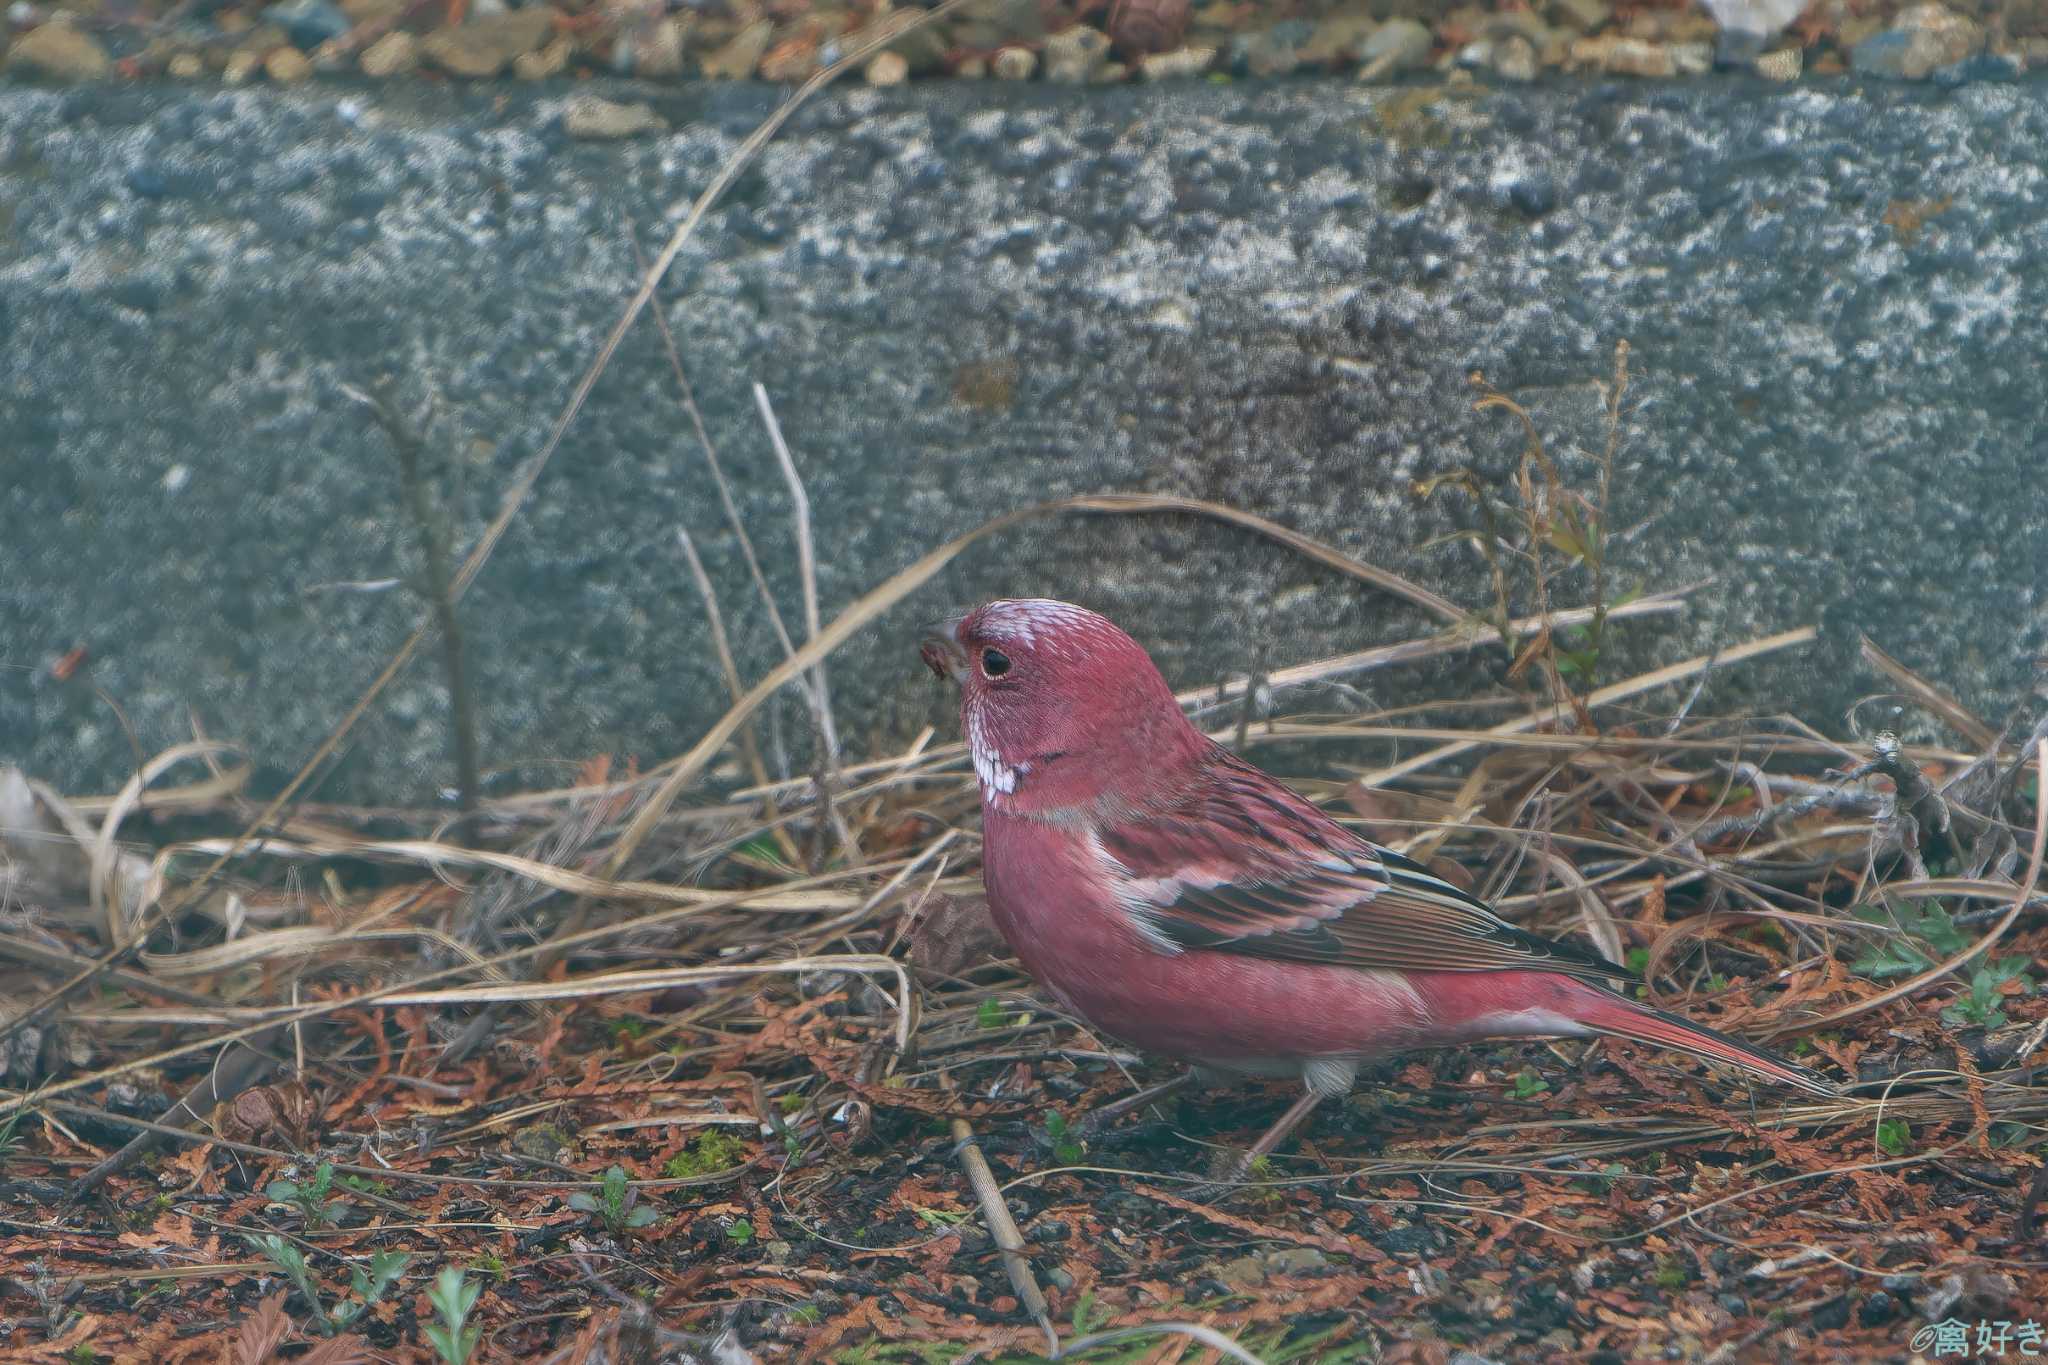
<box><xmin>1075</xmin><ymin>1070</ymin><xmax>1194</xmax><ymax>1139</ymax></box>
<box><xmin>1190</xmin><ymin>1090</ymin><xmax>1326</xmax><ymax>1197</ymax></box>
<box><xmin>1188</xmin><ymin>1058</ymin><xmax>1355</xmax><ymax>1199</ymax></box>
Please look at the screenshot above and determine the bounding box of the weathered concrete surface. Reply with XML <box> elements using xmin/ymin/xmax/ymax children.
<box><xmin>3</xmin><ymin>78</ymin><xmax>2044</xmax><ymax>801</ymax></box>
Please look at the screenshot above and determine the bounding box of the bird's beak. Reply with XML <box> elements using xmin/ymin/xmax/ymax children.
<box><xmin>920</xmin><ymin>615</ymin><xmax>967</xmax><ymax>684</ymax></box>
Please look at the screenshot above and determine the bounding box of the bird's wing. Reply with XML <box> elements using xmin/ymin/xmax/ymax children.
<box><xmin>1097</xmin><ymin>752</ymin><xmax>1628</xmax><ymax>981</ymax></box>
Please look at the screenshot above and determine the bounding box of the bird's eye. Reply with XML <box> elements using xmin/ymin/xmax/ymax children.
<box><xmin>980</xmin><ymin>648</ymin><xmax>1011</xmax><ymax>678</ymax></box>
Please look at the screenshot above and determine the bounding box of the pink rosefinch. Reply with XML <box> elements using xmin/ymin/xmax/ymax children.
<box><xmin>922</xmin><ymin>599</ymin><xmax>1833</xmax><ymax>1184</ymax></box>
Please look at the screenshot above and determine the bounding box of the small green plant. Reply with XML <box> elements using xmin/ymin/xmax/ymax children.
<box><xmin>611</xmin><ymin>1017</ymin><xmax>647</xmax><ymax>1042</ymax></box>
<box><xmin>727</xmin><ymin>1218</ymin><xmax>755</xmax><ymax>1245</ymax></box>
<box><xmin>1624</xmin><ymin>947</ymin><xmax>1651</xmax><ymax>974</ymax></box>
<box><xmin>569</xmin><ymin>1165</ymin><xmax>660</xmax><ymax>1235</ymax></box>
<box><xmin>975</xmin><ymin>998</ymin><xmax>1007</xmax><ymax>1029</ymax></box>
<box><xmin>1942</xmin><ymin>956</ymin><xmax>2034</xmax><ymax>1031</ymax></box>
<box><xmin>1652</xmin><ymin>1258</ymin><xmax>1689</xmax><ymax>1291</ymax></box>
<box><xmin>0</xmin><ymin>1105</ymin><xmax>25</xmax><ymax>1169</ymax></box>
<box><xmin>1876</xmin><ymin>1117</ymin><xmax>1912</xmax><ymax>1156</ymax></box>
<box><xmin>65</xmin><ymin>1345</ymin><xmax>98</xmax><ymax>1365</ymax></box>
<box><xmin>337</xmin><ymin>1173</ymin><xmax>393</xmax><ymax>1197</ymax></box>
<box><xmin>662</xmin><ymin>1128</ymin><xmax>747</xmax><ymax>1180</ymax></box>
<box><xmin>1850</xmin><ymin>901</ymin><xmax>1969</xmax><ymax>978</ymax></box>
<box><xmin>914</xmin><ymin>1206</ymin><xmax>970</xmax><ymax>1228</ymax></box>
<box><xmin>1576</xmin><ymin>1162</ymin><xmax>1628</xmax><ymax>1195</ymax></box>
<box><xmin>266</xmin><ymin>1162</ymin><xmax>345</xmax><ymax>1228</ymax></box>
<box><xmin>244</xmin><ymin>1234</ymin><xmax>409</xmax><ymax>1337</ymax></box>
<box><xmin>468</xmin><ymin>1251</ymin><xmax>506</xmax><ymax>1278</ymax></box>
<box><xmin>1509</xmin><ymin>1069</ymin><xmax>1550</xmax><ymax>1100</ymax></box>
<box><xmin>1990</xmin><ymin>1122</ymin><xmax>2034</xmax><ymax>1149</ymax></box>
<box><xmin>1043</xmin><ymin>1110</ymin><xmax>1083</xmax><ymax>1165</ymax></box>
<box><xmin>424</xmin><ymin>1266</ymin><xmax>481</xmax><ymax>1365</ymax></box>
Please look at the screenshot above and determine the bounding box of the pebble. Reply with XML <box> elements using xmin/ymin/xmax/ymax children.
<box><xmin>955</xmin><ymin>54</ymin><xmax>987</xmax><ymax>77</ymax></box>
<box><xmin>1357</xmin><ymin>17</ymin><xmax>1433</xmax><ymax>78</ymax></box>
<box><xmin>1229</xmin><ymin>22</ymin><xmax>1308</xmax><ymax>78</ymax></box>
<box><xmin>863</xmin><ymin>49</ymin><xmax>908</xmax><ymax>85</ymax></box>
<box><xmin>700</xmin><ymin>17</ymin><xmax>771</xmax><ymax>79</ymax></box>
<box><xmin>620</xmin><ymin>16</ymin><xmax>685</xmax><ymax>77</ymax></box>
<box><xmin>265</xmin><ymin>0</ymin><xmax>351</xmax><ymax>50</ymax></box>
<box><xmin>264</xmin><ymin>44</ymin><xmax>313</xmax><ymax>82</ymax></box>
<box><xmin>1570</xmin><ymin>33</ymin><xmax>1679</xmax><ymax>77</ymax></box>
<box><xmin>991</xmin><ymin>45</ymin><xmax>1035</xmax><ymax>80</ymax></box>
<box><xmin>1470</xmin><ymin>33</ymin><xmax>1538</xmax><ymax>81</ymax></box>
<box><xmin>223</xmin><ymin>46</ymin><xmax>264</xmax><ymax>84</ymax></box>
<box><xmin>1263</xmin><ymin>1247</ymin><xmax>1328</xmax><ymax>1274</ymax></box>
<box><xmin>359</xmin><ymin>30</ymin><xmax>419</xmax><ymax>75</ymax></box>
<box><xmin>1043</xmin><ymin>24</ymin><xmax>1111</xmax><ymax>83</ymax></box>
<box><xmin>1670</xmin><ymin>40</ymin><xmax>1713</xmax><ymax>74</ymax></box>
<box><xmin>512</xmin><ymin>34</ymin><xmax>573</xmax><ymax>80</ymax></box>
<box><xmin>166</xmin><ymin>51</ymin><xmax>206</xmax><ymax>78</ymax></box>
<box><xmin>1753</xmin><ymin>45</ymin><xmax>1800</xmax><ymax>79</ymax></box>
<box><xmin>563</xmin><ymin>93</ymin><xmax>667</xmax><ymax>139</ymax></box>
<box><xmin>1299</xmin><ymin>7</ymin><xmax>1377</xmax><ymax>66</ymax></box>
<box><xmin>1546</xmin><ymin>0</ymin><xmax>1610</xmax><ymax>29</ymax></box>
<box><xmin>5</xmin><ymin>19</ymin><xmax>111</xmax><ymax>81</ymax></box>
<box><xmin>1851</xmin><ymin>2</ymin><xmax>1980</xmax><ymax>80</ymax></box>
<box><xmin>1138</xmin><ymin>44</ymin><xmax>1214</xmax><ymax>79</ymax></box>
<box><xmin>957</xmin><ymin>0</ymin><xmax>1050</xmax><ymax>51</ymax></box>
<box><xmin>857</xmin><ymin>10</ymin><xmax>947</xmax><ymax>75</ymax></box>
<box><xmin>1217</xmin><ymin>1254</ymin><xmax>1267</xmax><ymax>1287</ymax></box>
<box><xmin>420</xmin><ymin>6</ymin><xmax>557</xmax><ymax>78</ymax></box>
<box><xmin>759</xmin><ymin>33</ymin><xmax>821</xmax><ymax>82</ymax></box>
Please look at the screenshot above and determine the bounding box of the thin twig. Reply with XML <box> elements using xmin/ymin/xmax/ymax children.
<box><xmin>753</xmin><ymin>383</ymin><xmax>857</xmax><ymax>867</ymax></box>
<box><xmin>951</xmin><ymin>1117</ymin><xmax>1054</xmax><ymax>1354</ymax></box>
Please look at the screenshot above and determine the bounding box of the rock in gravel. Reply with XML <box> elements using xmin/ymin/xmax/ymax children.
<box><xmin>1138</xmin><ymin>44</ymin><xmax>1213</xmax><ymax>79</ymax></box>
<box><xmin>1229</xmin><ymin>23</ymin><xmax>1308</xmax><ymax>79</ymax></box>
<box><xmin>618</xmin><ymin>15</ymin><xmax>686</xmax><ymax>78</ymax></box>
<box><xmin>1357</xmin><ymin>17</ymin><xmax>1433</xmax><ymax>78</ymax></box>
<box><xmin>990</xmin><ymin>45</ymin><xmax>1035</xmax><ymax>80</ymax></box>
<box><xmin>1753</xmin><ymin>45</ymin><xmax>1800</xmax><ymax>80</ymax></box>
<box><xmin>1572</xmin><ymin>33</ymin><xmax>1671</xmax><ymax>76</ymax></box>
<box><xmin>562</xmin><ymin>93</ymin><xmax>666</xmax><ymax>139</ymax></box>
<box><xmin>1299</xmin><ymin>7</ymin><xmax>1377</xmax><ymax>66</ymax></box>
<box><xmin>1852</xmin><ymin>2</ymin><xmax>1981</xmax><ymax>80</ymax></box>
<box><xmin>513</xmin><ymin>35</ymin><xmax>574</xmax><ymax>80</ymax></box>
<box><xmin>863</xmin><ymin>49</ymin><xmax>908</xmax><ymax>86</ymax></box>
<box><xmin>263</xmin><ymin>44</ymin><xmax>314</xmax><ymax>82</ymax></box>
<box><xmin>421</xmin><ymin>7</ymin><xmax>557</xmax><ymax>78</ymax></box>
<box><xmin>265</xmin><ymin>0</ymin><xmax>352</xmax><ymax>50</ymax></box>
<box><xmin>5</xmin><ymin>20</ymin><xmax>111</xmax><ymax>81</ymax></box>
<box><xmin>699</xmin><ymin>17</ymin><xmax>770</xmax><ymax>79</ymax></box>
<box><xmin>1043</xmin><ymin>24</ymin><xmax>1110</xmax><ymax>83</ymax></box>
<box><xmin>358</xmin><ymin>30</ymin><xmax>419</xmax><ymax>75</ymax></box>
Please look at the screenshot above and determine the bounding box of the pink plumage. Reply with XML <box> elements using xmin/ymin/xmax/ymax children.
<box><xmin>921</xmin><ymin>599</ymin><xmax>1832</xmax><ymax>1179</ymax></box>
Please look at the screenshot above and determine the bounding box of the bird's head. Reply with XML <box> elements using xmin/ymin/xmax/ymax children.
<box><xmin>921</xmin><ymin>599</ymin><xmax>1205</xmax><ymax>817</ymax></box>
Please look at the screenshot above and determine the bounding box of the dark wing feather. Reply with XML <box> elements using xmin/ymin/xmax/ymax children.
<box><xmin>1098</xmin><ymin>751</ymin><xmax>1628</xmax><ymax>982</ymax></box>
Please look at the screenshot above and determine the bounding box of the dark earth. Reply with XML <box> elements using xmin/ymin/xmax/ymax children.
<box><xmin>4</xmin><ymin>75</ymin><xmax>2045</xmax><ymax>802</ymax></box>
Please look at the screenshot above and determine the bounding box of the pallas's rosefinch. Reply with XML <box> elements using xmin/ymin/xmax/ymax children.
<box><xmin>922</xmin><ymin>598</ymin><xmax>1833</xmax><ymax>1184</ymax></box>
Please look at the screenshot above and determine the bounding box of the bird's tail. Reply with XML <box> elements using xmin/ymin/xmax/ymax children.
<box><xmin>1575</xmin><ymin>991</ymin><xmax>1837</xmax><ymax>1097</ymax></box>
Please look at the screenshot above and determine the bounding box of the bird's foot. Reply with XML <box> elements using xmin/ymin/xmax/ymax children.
<box><xmin>1177</xmin><ymin>1148</ymin><xmax>1262</xmax><ymax>1203</ymax></box>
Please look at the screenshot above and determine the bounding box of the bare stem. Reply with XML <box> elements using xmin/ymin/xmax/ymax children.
<box><xmin>345</xmin><ymin>382</ymin><xmax>480</xmax><ymax>812</ymax></box>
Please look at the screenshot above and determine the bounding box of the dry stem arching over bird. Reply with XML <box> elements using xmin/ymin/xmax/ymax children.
<box><xmin>922</xmin><ymin>598</ymin><xmax>1836</xmax><ymax>1187</ymax></box>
